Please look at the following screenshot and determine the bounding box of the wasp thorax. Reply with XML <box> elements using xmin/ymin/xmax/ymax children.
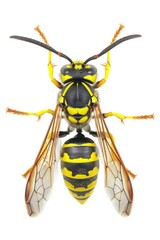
<box><xmin>60</xmin><ymin>61</ymin><xmax>97</xmax><ymax>84</ymax></box>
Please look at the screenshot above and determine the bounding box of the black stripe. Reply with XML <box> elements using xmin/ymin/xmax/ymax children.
<box><xmin>64</xmin><ymin>83</ymin><xmax>93</xmax><ymax>108</ymax></box>
<box><xmin>69</xmin><ymin>188</ymin><xmax>94</xmax><ymax>197</ymax></box>
<box><xmin>66</xmin><ymin>113</ymin><xmax>90</xmax><ymax>119</ymax></box>
<box><xmin>75</xmin><ymin>197</ymin><xmax>89</xmax><ymax>201</ymax></box>
<box><xmin>61</xmin><ymin>146</ymin><xmax>97</xmax><ymax>159</ymax></box>
<box><xmin>61</xmin><ymin>161</ymin><xmax>99</xmax><ymax>176</ymax></box>
<box><xmin>64</xmin><ymin>136</ymin><xmax>94</xmax><ymax>144</ymax></box>
<box><xmin>63</xmin><ymin>175</ymin><xmax>97</xmax><ymax>189</ymax></box>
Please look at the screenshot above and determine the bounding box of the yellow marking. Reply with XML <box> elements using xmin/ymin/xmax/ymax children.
<box><xmin>62</xmin><ymin>82</ymin><xmax>74</xmax><ymax>96</ymax></box>
<box><xmin>67</xmin><ymin>107</ymin><xmax>78</xmax><ymax>115</ymax></box>
<box><xmin>66</xmin><ymin>65</ymin><xmax>72</xmax><ymax>68</ymax></box>
<box><xmin>93</xmin><ymin>62</ymin><xmax>111</xmax><ymax>88</ymax></box>
<box><xmin>72</xmin><ymin>61</ymin><xmax>84</xmax><ymax>69</ymax></box>
<box><xmin>65</xmin><ymin>100</ymin><xmax>68</xmax><ymax>106</ymax></box>
<box><xmin>81</xmin><ymin>82</ymin><xmax>93</xmax><ymax>96</ymax></box>
<box><xmin>64</xmin><ymin>179</ymin><xmax>97</xmax><ymax>191</ymax></box>
<box><xmin>61</xmin><ymin>167</ymin><xmax>99</xmax><ymax>179</ymax></box>
<box><xmin>94</xmin><ymin>90</ymin><xmax>98</xmax><ymax>97</ymax></box>
<box><xmin>74</xmin><ymin>64</ymin><xmax>83</xmax><ymax>70</ymax></box>
<box><xmin>67</xmin><ymin>107</ymin><xmax>89</xmax><ymax>116</ymax></box>
<box><xmin>48</xmin><ymin>51</ymin><xmax>52</xmax><ymax>65</ymax></box>
<box><xmin>84</xmin><ymin>74</ymin><xmax>97</xmax><ymax>83</ymax></box>
<box><xmin>61</xmin><ymin>152</ymin><xmax>98</xmax><ymax>163</ymax></box>
<box><xmin>62</xmin><ymin>143</ymin><xmax>96</xmax><ymax>148</ymax></box>
<box><xmin>68</xmin><ymin>116</ymin><xmax>78</xmax><ymax>123</ymax></box>
<box><xmin>77</xmin><ymin>199</ymin><xmax>88</xmax><ymax>204</ymax></box>
<box><xmin>85</xmin><ymin>65</ymin><xmax>91</xmax><ymax>69</ymax></box>
<box><xmin>58</xmin><ymin>96</ymin><xmax>64</xmax><ymax>104</ymax></box>
<box><xmin>61</xmin><ymin>74</ymin><xmax>72</xmax><ymax>83</ymax></box>
<box><xmin>69</xmin><ymin>189</ymin><xmax>94</xmax><ymax>199</ymax></box>
<box><xmin>79</xmin><ymin>115</ymin><xmax>88</xmax><ymax>123</ymax></box>
<box><xmin>78</xmin><ymin>107</ymin><xmax>89</xmax><ymax>115</ymax></box>
<box><xmin>88</xmin><ymin>100</ymin><xmax>91</xmax><ymax>106</ymax></box>
<box><xmin>48</xmin><ymin>63</ymin><xmax>63</xmax><ymax>89</ymax></box>
<box><xmin>92</xmin><ymin>96</ymin><xmax>97</xmax><ymax>103</ymax></box>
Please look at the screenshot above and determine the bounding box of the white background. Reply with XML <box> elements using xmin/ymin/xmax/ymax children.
<box><xmin>0</xmin><ymin>0</ymin><xmax>160</xmax><ymax>239</ymax></box>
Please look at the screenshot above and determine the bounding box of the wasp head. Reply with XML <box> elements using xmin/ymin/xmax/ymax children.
<box><xmin>60</xmin><ymin>61</ymin><xmax>97</xmax><ymax>84</ymax></box>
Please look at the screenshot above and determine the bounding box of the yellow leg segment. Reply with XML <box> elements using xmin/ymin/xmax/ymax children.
<box><xmin>6</xmin><ymin>107</ymin><xmax>54</xmax><ymax>120</ymax></box>
<box><xmin>103</xmin><ymin>112</ymin><xmax>154</xmax><ymax>123</ymax></box>
<box><xmin>34</xmin><ymin>26</ymin><xmax>63</xmax><ymax>89</ymax></box>
<box><xmin>94</xmin><ymin>24</ymin><xmax>125</xmax><ymax>89</ymax></box>
<box><xmin>48</xmin><ymin>60</ymin><xmax>63</xmax><ymax>88</ymax></box>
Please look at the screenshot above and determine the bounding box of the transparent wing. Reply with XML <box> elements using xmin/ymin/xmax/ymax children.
<box><xmin>25</xmin><ymin>104</ymin><xmax>62</xmax><ymax>216</ymax></box>
<box><xmin>94</xmin><ymin>104</ymin><xmax>133</xmax><ymax>216</ymax></box>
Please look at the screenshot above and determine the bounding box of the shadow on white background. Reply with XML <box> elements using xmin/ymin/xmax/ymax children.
<box><xmin>0</xmin><ymin>0</ymin><xmax>160</xmax><ymax>239</ymax></box>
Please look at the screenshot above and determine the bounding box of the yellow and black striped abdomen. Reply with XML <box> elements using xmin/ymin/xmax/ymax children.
<box><xmin>60</xmin><ymin>133</ymin><xmax>99</xmax><ymax>204</ymax></box>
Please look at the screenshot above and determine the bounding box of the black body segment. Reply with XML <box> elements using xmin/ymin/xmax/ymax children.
<box><xmin>58</xmin><ymin>82</ymin><xmax>98</xmax><ymax>127</ymax></box>
<box><xmin>60</xmin><ymin>133</ymin><xmax>99</xmax><ymax>203</ymax></box>
<box><xmin>65</xmin><ymin>83</ymin><xmax>91</xmax><ymax>107</ymax></box>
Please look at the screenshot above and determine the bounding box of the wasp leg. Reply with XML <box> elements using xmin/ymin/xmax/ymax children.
<box><xmin>34</xmin><ymin>25</ymin><xmax>63</xmax><ymax>89</ymax></box>
<box><xmin>48</xmin><ymin>61</ymin><xmax>63</xmax><ymax>89</ymax></box>
<box><xmin>93</xmin><ymin>58</ymin><xmax>111</xmax><ymax>89</ymax></box>
<box><xmin>6</xmin><ymin>107</ymin><xmax>54</xmax><ymax>120</ymax></box>
<box><xmin>94</xmin><ymin>24</ymin><xmax>124</xmax><ymax>89</ymax></box>
<box><xmin>88</xmin><ymin>130</ymin><xmax>98</xmax><ymax>137</ymax></box>
<box><xmin>59</xmin><ymin>125</ymin><xmax>75</xmax><ymax>138</ymax></box>
<box><xmin>59</xmin><ymin>131</ymin><xmax>69</xmax><ymax>138</ymax></box>
<box><xmin>103</xmin><ymin>112</ymin><xmax>154</xmax><ymax>123</ymax></box>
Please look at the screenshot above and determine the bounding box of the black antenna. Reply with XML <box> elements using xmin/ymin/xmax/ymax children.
<box><xmin>10</xmin><ymin>35</ymin><xmax>73</xmax><ymax>64</ymax></box>
<box><xmin>84</xmin><ymin>34</ymin><xmax>141</xmax><ymax>64</ymax></box>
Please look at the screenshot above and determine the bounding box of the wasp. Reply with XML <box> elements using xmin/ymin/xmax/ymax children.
<box><xmin>7</xmin><ymin>25</ymin><xmax>154</xmax><ymax>216</ymax></box>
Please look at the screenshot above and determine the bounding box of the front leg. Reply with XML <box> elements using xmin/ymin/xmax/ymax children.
<box><xmin>34</xmin><ymin>26</ymin><xmax>63</xmax><ymax>89</ymax></box>
<box><xmin>48</xmin><ymin>61</ymin><xmax>63</xmax><ymax>89</ymax></box>
<box><xmin>94</xmin><ymin>24</ymin><xmax>124</xmax><ymax>89</ymax></box>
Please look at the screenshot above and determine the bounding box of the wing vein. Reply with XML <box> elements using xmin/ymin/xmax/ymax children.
<box><xmin>25</xmin><ymin>104</ymin><xmax>62</xmax><ymax>216</ymax></box>
<box><xmin>94</xmin><ymin>104</ymin><xmax>133</xmax><ymax>216</ymax></box>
